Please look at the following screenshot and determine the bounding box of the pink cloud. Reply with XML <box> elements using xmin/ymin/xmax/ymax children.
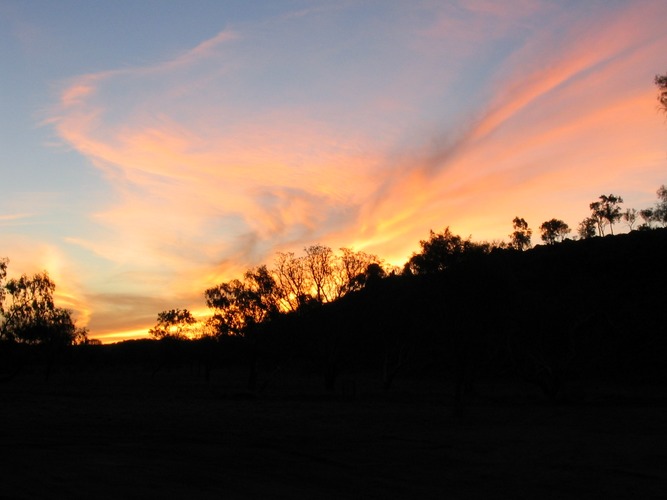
<box><xmin>46</xmin><ymin>2</ymin><xmax>667</xmax><ymax>341</ymax></box>
<box><xmin>0</xmin><ymin>213</ymin><xmax>33</xmax><ymax>224</ymax></box>
<box><xmin>60</xmin><ymin>84</ymin><xmax>96</xmax><ymax>107</ymax></box>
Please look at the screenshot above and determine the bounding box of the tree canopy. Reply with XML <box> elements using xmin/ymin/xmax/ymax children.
<box><xmin>539</xmin><ymin>219</ymin><xmax>571</xmax><ymax>245</ymax></box>
<box><xmin>149</xmin><ymin>308</ymin><xmax>197</xmax><ymax>340</ymax></box>
<box><xmin>205</xmin><ymin>266</ymin><xmax>280</xmax><ymax>337</ymax></box>
<box><xmin>405</xmin><ymin>227</ymin><xmax>491</xmax><ymax>274</ymax></box>
<box><xmin>577</xmin><ymin>217</ymin><xmax>597</xmax><ymax>239</ymax></box>
<box><xmin>589</xmin><ymin>194</ymin><xmax>623</xmax><ymax>236</ymax></box>
<box><xmin>0</xmin><ymin>267</ymin><xmax>86</xmax><ymax>346</ymax></box>
<box><xmin>656</xmin><ymin>72</ymin><xmax>667</xmax><ymax>113</ymax></box>
<box><xmin>509</xmin><ymin>217</ymin><xmax>532</xmax><ymax>251</ymax></box>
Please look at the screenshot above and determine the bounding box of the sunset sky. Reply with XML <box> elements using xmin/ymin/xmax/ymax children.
<box><xmin>1</xmin><ymin>0</ymin><xmax>666</xmax><ymax>342</ymax></box>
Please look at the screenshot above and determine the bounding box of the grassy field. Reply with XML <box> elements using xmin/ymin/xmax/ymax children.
<box><xmin>1</xmin><ymin>367</ymin><xmax>666</xmax><ymax>499</ymax></box>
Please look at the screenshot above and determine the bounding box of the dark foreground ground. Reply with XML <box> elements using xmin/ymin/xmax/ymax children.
<box><xmin>1</xmin><ymin>367</ymin><xmax>666</xmax><ymax>499</ymax></box>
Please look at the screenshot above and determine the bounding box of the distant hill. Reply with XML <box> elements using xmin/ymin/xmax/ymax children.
<box><xmin>53</xmin><ymin>229</ymin><xmax>667</xmax><ymax>403</ymax></box>
<box><xmin>259</xmin><ymin>228</ymin><xmax>667</xmax><ymax>399</ymax></box>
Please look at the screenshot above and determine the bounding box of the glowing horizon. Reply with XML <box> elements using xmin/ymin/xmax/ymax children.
<box><xmin>1</xmin><ymin>1</ymin><xmax>666</xmax><ymax>343</ymax></box>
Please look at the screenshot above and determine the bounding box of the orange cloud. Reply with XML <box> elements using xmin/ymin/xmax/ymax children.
<box><xmin>0</xmin><ymin>213</ymin><xmax>33</xmax><ymax>224</ymax></box>
<box><xmin>359</xmin><ymin>1</ymin><xmax>667</xmax><ymax>242</ymax></box>
<box><xmin>44</xmin><ymin>2</ymin><xmax>667</xmax><ymax>341</ymax></box>
<box><xmin>60</xmin><ymin>84</ymin><xmax>95</xmax><ymax>107</ymax></box>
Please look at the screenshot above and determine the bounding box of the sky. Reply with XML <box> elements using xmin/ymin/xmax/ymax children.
<box><xmin>1</xmin><ymin>0</ymin><xmax>666</xmax><ymax>343</ymax></box>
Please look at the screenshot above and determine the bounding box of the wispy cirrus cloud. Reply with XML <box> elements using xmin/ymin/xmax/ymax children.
<box><xmin>45</xmin><ymin>1</ymin><xmax>667</xmax><ymax>341</ymax></box>
<box><xmin>0</xmin><ymin>213</ymin><xmax>33</xmax><ymax>224</ymax></box>
<box><xmin>362</xmin><ymin>0</ymin><xmax>667</xmax><ymax>242</ymax></box>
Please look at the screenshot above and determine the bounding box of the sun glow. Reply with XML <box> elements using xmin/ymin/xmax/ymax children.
<box><xmin>3</xmin><ymin>1</ymin><xmax>666</xmax><ymax>341</ymax></box>
<box><xmin>92</xmin><ymin>328</ymin><xmax>153</xmax><ymax>345</ymax></box>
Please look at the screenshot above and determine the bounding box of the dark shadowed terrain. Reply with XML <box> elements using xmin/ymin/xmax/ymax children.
<box><xmin>2</xmin><ymin>367</ymin><xmax>666</xmax><ymax>499</ymax></box>
<box><xmin>3</xmin><ymin>230</ymin><xmax>667</xmax><ymax>498</ymax></box>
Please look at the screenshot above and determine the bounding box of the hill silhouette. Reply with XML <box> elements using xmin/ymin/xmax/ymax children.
<box><xmin>62</xmin><ymin>227</ymin><xmax>667</xmax><ymax>404</ymax></box>
<box><xmin>251</xmin><ymin>228</ymin><xmax>667</xmax><ymax>401</ymax></box>
<box><xmin>3</xmin><ymin>229</ymin><xmax>667</xmax><ymax>499</ymax></box>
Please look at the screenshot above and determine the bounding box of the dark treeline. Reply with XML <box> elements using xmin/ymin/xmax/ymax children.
<box><xmin>1</xmin><ymin>71</ymin><xmax>666</xmax><ymax>399</ymax></box>
<box><xmin>3</xmin><ymin>222</ymin><xmax>666</xmax><ymax>403</ymax></box>
<box><xmin>153</xmin><ymin>186</ymin><xmax>667</xmax><ymax>341</ymax></box>
<box><xmin>1</xmin><ymin>180</ymin><xmax>666</xmax><ymax>396</ymax></box>
<box><xmin>206</xmin><ymin>226</ymin><xmax>667</xmax><ymax>401</ymax></box>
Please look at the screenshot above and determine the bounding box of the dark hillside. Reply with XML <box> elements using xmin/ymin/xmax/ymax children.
<box><xmin>7</xmin><ymin>229</ymin><xmax>666</xmax><ymax>402</ymax></box>
<box><xmin>2</xmin><ymin>230</ymin><xmax>667</xmax><ymax>499</ymax></box>
<box><xmin>257</xmin><ymin>229</ymin><xmax>667</xmax><ymax>400</ymax></box>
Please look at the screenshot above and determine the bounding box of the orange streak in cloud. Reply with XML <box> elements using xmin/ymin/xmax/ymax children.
<box><xmin>92</xmin><ymin>328</ymin><xmax>151</xmax><ymax>344</ymax></box>
<box><xmin>60</xmin><ymin>84</ymin><xmax>95</xmax><ymax>107</ymax></box>
<box><xmin>44</xmin><ymin>3</ymin><xmax>667</xmax><ymax>340</ymax></box>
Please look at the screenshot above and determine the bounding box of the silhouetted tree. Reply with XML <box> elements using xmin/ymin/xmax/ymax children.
<box><xmin>149</xmin><ymin>308</ymin><xmax>197</xmax><ymax>340</ymax></box>
<box><xmin>0</xmin><ymin>257</ymin><xmax>7</xmax><ymax>319</ymax></box>
<box><xmin>273</xmin><ymin>247</ymin><xmax>383</xmax><ymax>310</ymax></box>
<box><xmin>509</xmin><ymin>217</ymin><xmax>532</xmax><ymax>250</ymax></box>
<box><xmin>338</xmin><ymin>248</ymin><xmax>382</xmax><ymax>293</ymax></box>
<box><xmin>589</xmin><ymin>194</ymin><xmax>623</xmax><ymax>236</ymax></box>
<box><xmin>577</xmin><ymin>217</ymin><xmax>597</xmax><ymax>239</ymax></box>
<box><xmin>622</xmin><ymin>208</ymin><xmax>638</xmax><ymax>231</ymax></box>
<box><xmin>205</xmin><ymin>279</ymin><xmax>247</xmax><ymax>336</ymax></box>
<box><xmin>1</xmin><ymin>271</ymin><xmax>82</xmax><ymax>346</ymax></box>
<box><xmin>362</xmin><ymin>262</ymin><xmax>387</xmax><ymax>287</ymax></box>
<box><xmin>637</xmin><ymin>186</ymin><xmax>667</xmax><ymax>229</ymax></box>
<box><xmin>274</xmin><ymin>252</ymin><xmax>308</xmax><ymax>311</ymax></box>
<box><xmin>205</xmin><ymin>265</ymin><xmax>279</xmax><ymax>337</ymax></box>
<box><xmin>639</xmin><ymin>208</ymin><xmax>655</xmax><ymax>230</ymax></box>
<box><xmin>405</xmin><ymin>227</ymin><xmax>489</xmax><ymax>274</ymax></box>
<box><xmin>655</xmin><ymin>185</ymin><xmax>667</xmax><ymax>227</ymax></box>
<box><xmin>76</xmin><ymin>332</ymin><xmax>99</xmax><ymax>345</ymax></box>
<box><xmin>539</xmin><ymin>219</ymin><xmax>571</xmax><ymax>244</ymax></box>
<box><xmin>589</xmin><ymin>204</ymin><xmax>605</xmax><ymax>236</ymax></box>
<box><xmin>0</xmin><ymin>269</ymin><xmax>88</xmax><ymax>380</ymax></box>
<box><xmin>244</xmin><ymin>265</ymin><xmax>281</xmax><ymax>319</ymax></box>
<box><xmin>303</xmin><ymin>244</ymin><xmax>336</xmax><ymax>303</ymax></box>
<box><xmin>656</xmin><ymin>72</ymin><xmax>667</xmax><ymax>113</ymax></box>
